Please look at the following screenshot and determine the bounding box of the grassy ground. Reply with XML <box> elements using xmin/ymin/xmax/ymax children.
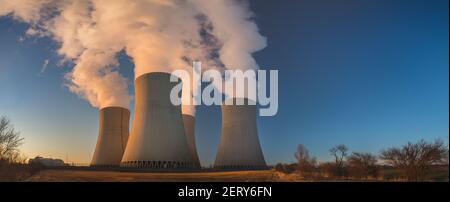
<box><xmin>3</xmin><ymin>165</ymin><xmax>447</xmax><ymax>182</ymax></box>
<box><xmin>26</xmin><ymin>169</ymin><xmax>290</xmax><ymax>182</ymax></box>
<box><xmin>379</xmin><ymin>165</ymin><xmax>449</xmax><ymax>182</ymax></box>
<box><xmin>0</xmin><ymin>164</ymin><xmax>41</xmax><ymax>181</ymax></box>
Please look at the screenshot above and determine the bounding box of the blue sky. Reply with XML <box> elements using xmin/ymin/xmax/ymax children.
<box><xmin>0</xmin><ymin>0</ymin><xmax>448</xmax><ymax>165</ymax></box>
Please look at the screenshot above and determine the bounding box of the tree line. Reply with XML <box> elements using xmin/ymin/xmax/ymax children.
<box><xmin>275</xmin><ymin>139</ymin><xmax>449</xmax><ymax>181</ymax></box>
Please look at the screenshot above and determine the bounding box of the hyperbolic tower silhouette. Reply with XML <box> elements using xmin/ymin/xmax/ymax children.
<box><xmin>121</xmin><ymin>72</ymin><xmax>195</xmax><ymax>169</ymax></box>
<box><xmin>91</xmin><ymin>107</ymin><xmax>130</xmax><ymax>167</ymax></box>
<box><xmin>214</xmin><ymin>98</ymin><xmax>267</xmax><ymax>170</ymax></box>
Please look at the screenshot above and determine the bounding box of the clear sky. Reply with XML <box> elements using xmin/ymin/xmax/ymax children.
<box><xmin>0</xmin><ymin>0</ymin><xmax>448</xmax><ymax>166</ymax></box>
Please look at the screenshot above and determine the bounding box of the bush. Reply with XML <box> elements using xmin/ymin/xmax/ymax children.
<box><xmin>274</xmin><ymin>163</ymin><xmax>297</xmax><ymax>174</ymax></box>
<box><xmin>347</xmin><ymin>152</ymin><xmax>378</xmax><ymax>179</ymax></box>
<box><xmin>380</xmin><ymin>139</ymin><xmax>448</xmax><ymax>181</ymax></box>
<box><xmin>294</xmin><ymin>144</ymin><xmax>317</xmax><ymax>176</ymax></box>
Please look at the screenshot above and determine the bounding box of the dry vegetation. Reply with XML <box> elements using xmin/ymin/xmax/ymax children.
<box><xmin>20</xmin><ymin>164</ymin><xmax>448</xmax><ymax>182</ymax></box>
<box><xmin>27</xmin><ymin>169</ymin><xmax>282</xmax><ymax>182</ymax></box>
<box><xmin>1</xmin><ymin>114</ymin><xmax>448</xmax><ymax>182</ymax></box>
<box><xmin>0</xmin><ymin>116</ymin><xmax>33</xmax><ymax>181</ymax></box>
<box><xmin>275</xmin><ymin>140</ymin><xmax>449</xmax><ymax>182</ymax></box>
<box><xmin>0</xmin><ymin>116</ymin><xmax>25</xmax><ymax>164</ymax></box>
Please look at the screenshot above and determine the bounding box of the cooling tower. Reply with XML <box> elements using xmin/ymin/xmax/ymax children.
<box><xmin>91</xmin><ymin>107</ymin><xmax>130</xmax><ymax>167</ymax></box>
<box><xmin>182</xmin><ymin>114</ymin><xmax>201</xmax><ymax>169</ymax></box>
<box><xmin>121</xmin><ymin>72</ymin><xmax>194</xmax><ymax>169</ymax></box>
<box><xmin>214</xmin><ymin>98</ymin><xmax>267</xmax><ymax>170</ymax></box>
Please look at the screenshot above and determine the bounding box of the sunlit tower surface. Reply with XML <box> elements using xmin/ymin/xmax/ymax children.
<box><xmin>90</xmin><ymin>107</ymin><xmax>130</xmax><ymax>167</ymax></box>
<box><xmin>214</xmin><ymin>98</ymin><xmax>267</xmax><ymax>170</ymax></box>
<box><xmin>121</xmin><ymin>72</ymin><xmax>195</xmax><ymax>169</ymax></box>
<box><xmin>182</xmin><ymin>114</ymin><xmax>201</xmax><ymax>169</ymax></box>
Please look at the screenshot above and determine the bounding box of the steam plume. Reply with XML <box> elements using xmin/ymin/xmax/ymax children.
<box><xmin>0</xmin><ymin>0</ymin><xmax>267</xmax><ymax>113</ymax></box>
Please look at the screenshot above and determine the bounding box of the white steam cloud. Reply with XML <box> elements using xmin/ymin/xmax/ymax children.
<box><xmin>0</xmin><ymin>0</ymin><xmax>266</xmax><ymax>114</ymax></box>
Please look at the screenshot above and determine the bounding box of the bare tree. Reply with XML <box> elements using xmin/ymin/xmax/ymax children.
<box><xmin>380</xmin><ymin>139</ymin><xmax>448</xmax><ymax>181</ymax></box>
<box><xmin>295</xmin><ymin>144</ymin><xmax>310</xmax><ymax>163</ymax></box>
<box><xmin>294</xmin><ymin>144</ymin><xmax>317</xmax><ymax>176</ymax></box>
<box><xmin>347</xmin><ymin>152</ymin><xmax>378</xmax><ymax>179</ymax></box>
<box><xmin>329</xmin><ymin>144</ymin><xmax>348</xmax><ymax>177</ymax></box>
<box><xmin>0</xmin><ymin>116</ymin><xmax>24</xmax><ymax>164</ymax></box>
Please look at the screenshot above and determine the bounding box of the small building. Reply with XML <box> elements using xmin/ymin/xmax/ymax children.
<box><xmin>28</xmin><ymin>156</ymin><xmax>65</xmax><ymax>167</ymax></box>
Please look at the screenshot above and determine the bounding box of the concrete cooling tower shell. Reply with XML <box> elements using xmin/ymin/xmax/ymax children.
<box><xmin>182</xmin><ymin>114</ymin><xmax>201</xmax><ymax>169</ymax></box>
<box><xmin>91</xmin><ymin>107</ymin><xmax>130</xmax><ymax>167</ymax></box>
<box><xmin>214</xmin><ymin>98</ymin><xmax>267</xmax><ymax>170</ymax></box>
<box><xmin>121</xmin><ymin>72</ymin><xmax>194</xmax><ymax>169</ymax></box>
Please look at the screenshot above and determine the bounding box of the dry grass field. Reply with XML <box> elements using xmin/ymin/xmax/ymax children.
<box><xmin>25</xmin><ymin>169</ymin><xmax>302</xmax><ymax>182</ymax></box>
<box><xmin>5</xmin><ymin>165</ymin><xmax>447</xmax><ymax>182</ymax></box>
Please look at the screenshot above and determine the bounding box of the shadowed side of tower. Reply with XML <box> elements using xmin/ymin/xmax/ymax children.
<box><xmin>121</xmin><ymin>72</ymin><xmax>194</xmax><ymax>170</ymax></box>
<box><xmin>214</xmin><ymin>98</ymin><xmax>267</xmax><ymax>170</ymax></box>
<box><xmin>91</xmin><ymin>107</ymin><xmax>130</xmax><ymax>167</ymax></box>
<box><xmin>182</xmin><ymin>114</ymin><xmax>201</xmax><ymax>169</ymax></box>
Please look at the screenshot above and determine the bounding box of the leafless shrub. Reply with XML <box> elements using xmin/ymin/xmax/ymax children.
<box><xmin>380</xmin><ymin>139</ymin><xmax>448</xmax><ymax>181</ymax></box>
<box><xmin>274</xmin><ymin>163</ymin><xmax>284</xmax><ymax>172</ymax></box>
<box><xmin>274</xmin><ymin>163</ymin><xmax>297</xmax><ymax>174</ymax></box>
<box><xmin>294</xmin><ymin>144</ymin><xmax>317</xmax><ymax>177</ymax></box>
<box><xmin>317</xmin><ymin>162</ymin><xmax>337</xmax><ymax>178</ymax></box>
<box><xmin>347</xmin><ymin>152</ymin><xmax>378</xmax><ymax>179</ymax></box>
